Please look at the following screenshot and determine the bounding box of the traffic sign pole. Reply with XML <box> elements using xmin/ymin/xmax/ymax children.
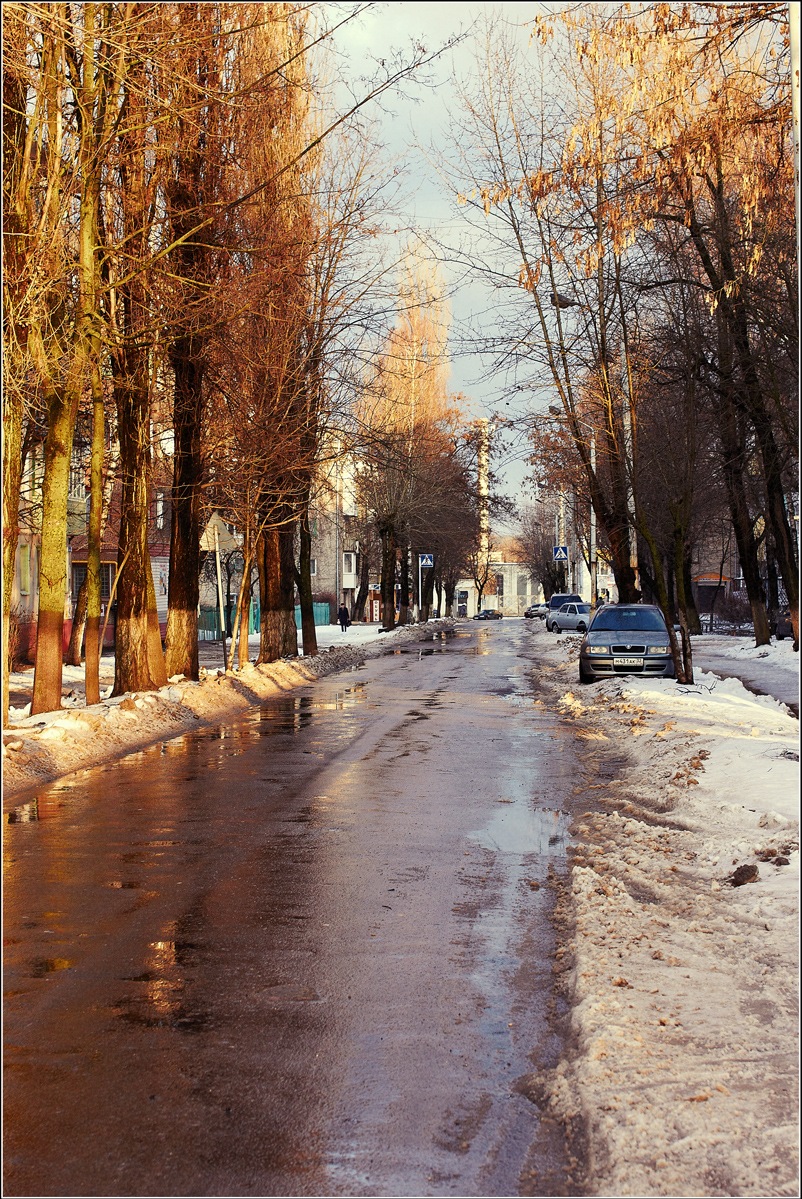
<box><xmin>418</xmin><ymin>553</ymin><xmax>433</xmax><ymax>621</ymax></box>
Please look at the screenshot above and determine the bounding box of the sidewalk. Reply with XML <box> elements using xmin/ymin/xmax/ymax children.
<box><xmin>198</xmin><ymin>620</ymin><xmax>389</xmax><ymax>671</ymax></box>
<box><xmin>691</xmin><ymin>634</ymin><xmax>799</xmax><ymax>716</ymax></box>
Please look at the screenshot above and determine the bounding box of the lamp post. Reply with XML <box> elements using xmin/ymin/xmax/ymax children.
<box><xmin>548</xmin><ymin>406</ymin><xmax>597</xmax><ymax>604</ymax></box>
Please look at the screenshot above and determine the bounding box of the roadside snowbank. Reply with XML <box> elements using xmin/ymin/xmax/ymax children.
<box><xmin>527</xmin><ymin>628</ymin><xmax>799</xmax><ymax>1197</ymax></box>
<box><xmin>2</xmin><ymin>620</ymin><xmax>453</xmax><ymax>802</ymax></box>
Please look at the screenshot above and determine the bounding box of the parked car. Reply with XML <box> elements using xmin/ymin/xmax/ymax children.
<box><xmin>578</xmin><ymin>604</ymin><xmax>675</xmax><ymax>684</ymax></box>
<box><xmin>473</xmin><ymin>608</ymin><xmax>503</xmax><ymax>620</ymax></box>
<box><xmin>544</xmin><ymin>593</ymin><xmax>583</xmax><ymax>632</ymax></box>
<box><xmin>551</xmin><ymin>601</ymin><xmax>593</xmax><ymax>634</ymax></box>
<box><xmin>524</xmin><ymin>602</ymin><xmax>548</xmax><ymax>619</ymax></box>
<box><xmin>774</xmin><ymin>608</ymin><xmax>793</xmax><ymax>640</ymax></box>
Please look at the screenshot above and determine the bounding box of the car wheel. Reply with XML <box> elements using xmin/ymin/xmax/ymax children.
<box><xmin>553</xmin><ymin>623</ymin><xmax>562</xmax><ymax>634</ymax></box>
<box><xmin>576</xmin><ymin>622</ymin><xmax>587</xmax><ymax>633</ymax></box>
<box><xmin>579</xmin><ymin>662</ymin><xmax>594</xmax><ymax>684</ymax></box>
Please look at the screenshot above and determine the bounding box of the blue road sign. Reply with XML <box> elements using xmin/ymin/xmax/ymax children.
<box><xmin>419</xmin><ymin>553</ymin><xmax>434</xmax><ymax>567</ymax></box>
<box><xmin>553</xmin><ymin>545</ymin><xmax>569</xmax><ymax>562</ymax></box>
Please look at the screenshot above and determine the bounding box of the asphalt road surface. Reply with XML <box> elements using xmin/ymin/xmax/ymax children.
<box><xmin>4</xmin><ymin>622</ymin><xmax>589</xmax><ymax>1197</ymax></box>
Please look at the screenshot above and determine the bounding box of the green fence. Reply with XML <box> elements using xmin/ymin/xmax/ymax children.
<box><xmin>199</xmin><ymin>600</ymin><xmax>330</xmax><ymax>640</ymax></box>
<box><xmin>294</xmin><ymin>602</ymin><xmax>331</xmax><ymax>629</ymax></box>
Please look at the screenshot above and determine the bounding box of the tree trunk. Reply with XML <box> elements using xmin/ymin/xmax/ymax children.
<box><xmin>682</xmin><ymin>549</ymin><xmax>702</xmax><ymax>635</ymax></box>
<box><xmin>66</xmin><ymin>577</ymin><xmax>88</xmax><ymax>667</ymax></box>
<box><xmin>379</xmin><ymin>524</ymin><xmax>397</xmax><ymax>629</ymax></box>
<box><xmin>165</xmin><ymin>339</ymin><xmax>204</xmax><ymax>680</ymax></box>
<box><xmin>280</xmin><ymin>526</ymin><xmax>299</xmax><ymax>657</ymax></box>
<box><xmin>2</xmin><ymin>24</ymin><xmax>28</xmax><ymax>726</ymax></box>
<box><xmin>257</xmin><ymin>522</ymin><xmax>297</xmax><ymax>663</ymax></box>
<box><xmin>605</xmin><ymin>517</ymin><xmax>640</xmax><ymax>604</ymax></box>
<box><xmin>31</xmin><ymin>394</ymin><xmax>77</xmax><ymax>714</ymax></box>
<box><xmin>84</xmin><ymin>360</ymin><xmax>104</xmax><ymax>707</ymax></box>
<box><xmin>239</xmin><ymin>570</ymin><xmax>253</xmax><ymax>668</ymax></box>
<box><xmin>398</xmin><ymin>544</ymin><xmax>410</xmax><ymax>625</ymax></box>
<box><xmin>639</xmin><ymin>521</ymin><xmax>692</xmax><ymax>683</ymax></box>
<box><xmin>686</xmin><ymin>182</ymin><xmax>793</xmax><ymax>646</ymax></box>
<box><xmin>3</xmin><ymin>391</ymin><xmax>24</xmax><ymax>724</ymax></box>
<box><xmin>113</xmin><ymin>345</ymin><xmax>167</xmax><ymax>693</ymax></box>
<box><xmin>297</xmin><ymin>505</ymin><xmax>318</xmax><ymax>656</ymax></box>
<box><xmin>714</xmin><ymin>313</ymin><xmax>771</xmax><ymax>645</ymax></box>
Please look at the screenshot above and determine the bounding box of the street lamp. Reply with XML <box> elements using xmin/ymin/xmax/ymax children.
<box><xmin>548</xmin><ymin>406</ymin><xmax>597</xmax><ymax>604</ymax></box>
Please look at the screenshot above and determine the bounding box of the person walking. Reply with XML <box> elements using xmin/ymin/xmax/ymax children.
<box><xmin>337</xmin><ymin>603</ymin><xmax>350</xmax><ymax>632</ymax></box>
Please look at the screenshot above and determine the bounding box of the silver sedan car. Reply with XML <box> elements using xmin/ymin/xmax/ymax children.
<box><xmin>578</xmin><ymin>604</ymin><xmax>675</xmax><ymax>684</ymax></box>
<box><xmin>551</xmin><ymin>602</ymin><xmax>592</xmax><ymax>633</ymax></box>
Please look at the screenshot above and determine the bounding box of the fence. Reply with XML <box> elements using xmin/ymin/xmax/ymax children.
<box><xmin>198</xmin><ymin>600</ymin><xmax>331</xmax><ymax>640</ymax></box>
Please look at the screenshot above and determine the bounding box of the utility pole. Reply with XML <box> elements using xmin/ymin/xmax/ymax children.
<box><xmin>334</xmin><ymin>452</ymin><xmax>340</xmax><ymax>609</ymax></box>
<box><xmin>477</xmin><ymin>418</ymin><xmax>490</xmax><ymax>561</ymax></box>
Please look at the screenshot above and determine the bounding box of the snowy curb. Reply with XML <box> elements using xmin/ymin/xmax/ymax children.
<box><xmin>529</xmin><ymin>637</ymin><xmax>799</xmax><ymax>1197</ymax></box>
<box><xmin>2</xmin><ymin>619</ymin><xmax>456</xmax><ymax>803</ymax></box>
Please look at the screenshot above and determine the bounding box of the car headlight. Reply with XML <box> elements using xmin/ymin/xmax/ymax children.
<box><xmin>587</xmin><ymin>644</ymin><xmax>608</xmax><ymax>655</ymax></box>
<box><xmin>647</xmin><ymin>645</ymin><xmax>670</xmax><ymax>655</ymax></box>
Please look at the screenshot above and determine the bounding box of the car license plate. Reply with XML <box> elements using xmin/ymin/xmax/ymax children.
<box><xmin>613</xmin><ymin>656</ymin><xmax>642</xmax><ymax>667</ymax></box>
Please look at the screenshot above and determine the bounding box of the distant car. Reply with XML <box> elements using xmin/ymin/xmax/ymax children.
<box><xmin>551</xmin><ymin>602</ymin><xmax>593</xmax><ymax>634</ymax></box>
<box><xmin>578</xmin><ymin>603</ymin><xmax>675</xmax><ymax>684</ymax></box>
<box><xmin>473</xmin><ymin>609</ymin><xmax>503</xmax><ymax>620</ymax></box>
<box><xmin>544</xmin><ymin>593</ymin><xmax>583</xmax><ymax>632</ymax></box>
<box><xmin>525</xmin><ymin>602</ymin><xmax>549</xmax><ymax>620</ymax></box>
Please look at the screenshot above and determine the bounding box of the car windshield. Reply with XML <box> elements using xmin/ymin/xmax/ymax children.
<box><xmin>576</xmin><ymin>604</ymin><xmax>591</xmax><ymax>613</ymax></box>
<box><xmin>590</xmin><ymin>607</ymin><xmax>668</xmax><ymax>632</ymax></box>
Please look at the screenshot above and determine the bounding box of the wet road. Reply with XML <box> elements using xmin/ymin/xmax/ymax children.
<box><xmin>4</xmin><ymin>622</ymin><xmax>585</xmax><ymax>1198</ymax></box>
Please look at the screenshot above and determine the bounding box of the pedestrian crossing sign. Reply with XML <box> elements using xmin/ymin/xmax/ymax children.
<box><xmin>419</xmin><ymin>553</ymin><xmax>434</xmax><ymax>567</ymax></box>
<box><xmin>553</xmin><ymin>546</ymin><xmax>568</xmax><ymax>562</ymax></box>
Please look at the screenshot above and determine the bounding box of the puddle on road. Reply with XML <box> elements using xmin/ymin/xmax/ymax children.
<box><xmin>392</xmin><ymin>645</ymin><xmax>447</xmax><ymax>657</ymax></box>
<box><xmin>27</xmin><ymin>956</ymin><xmax>73</xmax><ymax>977</ymax></box>
<box><xmin>7</xmin><ymin>801</ymin><xmax>39</xmax><ymax>824</ymax></box>
<box><xmin>472</xmin><ymin>804</ymin><xmax>571</xmax><ymax>856</ymax></box>
<box><xmin>5</xmin><ymin>687</ymin><xmax>374</xmax><ymax>827</ymax></box>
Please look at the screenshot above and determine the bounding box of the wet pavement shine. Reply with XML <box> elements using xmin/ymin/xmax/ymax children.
<box><xmin>3</xmin><ymin>622</ymin><xmax>587</xmax><ymax>1198</ymax></box>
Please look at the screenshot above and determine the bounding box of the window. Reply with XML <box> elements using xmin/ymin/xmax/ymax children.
<box><xmin>495</xmin><ymin>573</ymin><xmax>504</xmax><ymax>597</ymax></box>
<box><xmin>156</xmin><ymin>491</ymin><xmax>165</xmax><ymax>530</ymax></box>
<box><xmin>22</xmin><ymin>444</ymin><xmax>43</xmax><ymax>502</ymax></box>
<box><xmin>343</xmin><ymin>552</ymin><xmax>354</xmax><ymax>575</ymax></box>
<box><xmin>310</xmin><ymin>558</ymin><xmax>317</xmax><ymax>576</ymax></box>
<box><xmin>68</xmin><ymin>449</ymin><xmax>86</xmax><ymax>499</ymax></box>
<box><xmin>72</xmin><ymin>563</ymin><xmax>114</xmax><ymax>601</ymax></box>
<box><xmin>19</xmin><ymin>544</ymin><xmax>31</xmax><ymax>595</ymax></box>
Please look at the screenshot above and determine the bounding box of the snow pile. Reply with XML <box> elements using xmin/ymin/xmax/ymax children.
<box><xmin>532</xmin><ymin>630</ymin><xmax>799</xmax><ymax>1197</ymax></box>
